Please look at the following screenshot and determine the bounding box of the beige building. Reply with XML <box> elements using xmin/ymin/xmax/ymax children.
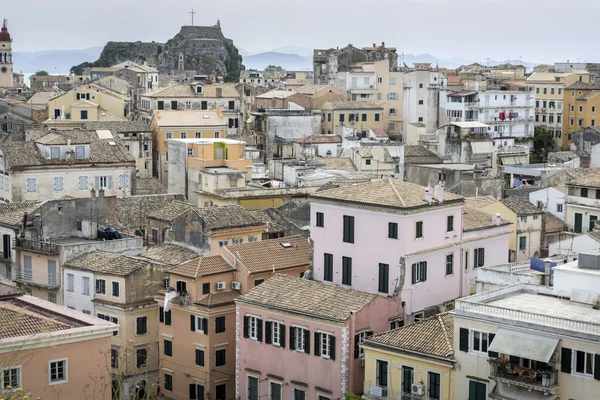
<box><xmin>254</xmin><ymin>90</ymin><xmax>312</xmax><ymax>110</ymax></box>
<box><xmin>565</xmin><ymin>173</ymin><xmax>600</xmax><ymax>234</ymax></box>
<box><xmin>363</xmin><ymin>59</ymin><xmax>404</xmax><ymax>138</ymax></box>
<box><xmin>62</xmin><ymin>251</ymin><xmax>168</xmax><ymax>399</ymax></box>
<box><xmin>0</xmin><ymin>286</ymin><xmax>115</xmax><ymax>399</ymax></box>
<box><xmin>296</xmin><ymin>84</ymin><xmax>347</xmax><ymax>109</ymax></box>
<box><xmin>321</xmin><ymin>100</ymin><xmax>384</xmax><ymax>135</ymax></box>
<box><xmin>526</xmin><ymin>71</ymin><xmax>590</xmax><ymax>148</ymax></box>
<box><xmin>150</xmin><ymin>110</ymin><xmax>227</xmax><ymax>186</ymax></box>
<box><xmin>563</xmin><ymin>81</ymin><xmax>600</xmax><ymax>148</ymax></box>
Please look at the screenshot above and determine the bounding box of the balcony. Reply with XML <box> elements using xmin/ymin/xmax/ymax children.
<box><xmin>349</xmin><ymin>87</ymin><xmax>376</xmax><ymax>95</ymax></box>
<box><xmin>489</xmin><ymin>359</ymin><xmax>558</xmax><ymax>394</ymax></box>
<box><xmin>14</xmin><ymin>238</ymin><xmax>60</xmax><ymax>256</ymax></box>
<box><xmin>566</xmin><ymin>195</ymin><xmax>600</xmax><ymax>208</ymax></box>
<box><xmin>14</xmin><ymin>268</ymin><xmax>60</xmax><ymax>289</ymax></box>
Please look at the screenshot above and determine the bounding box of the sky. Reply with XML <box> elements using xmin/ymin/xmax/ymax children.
<box><xmin>3</xmin><ymin>0</ymin><xmax>599</xmax><ymax>64</ymax></box>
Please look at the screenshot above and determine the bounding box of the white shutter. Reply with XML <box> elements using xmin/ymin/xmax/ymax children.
<box><xmin>107</xmin><ymin>176</ymin><xmax>113</xmax><ymax>189</ymax></box>
<box><xmin>95</xmin><ymin>176</ymin><xmax>100</xmax><ymax>189</ymax></box>
<box><xmin>79</xmin><ymin>176</ymin><xmax>88</xmax><ymax>190</ymax></box>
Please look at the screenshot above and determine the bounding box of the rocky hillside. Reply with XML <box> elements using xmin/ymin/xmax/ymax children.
<box><xmin>71</xmin><ymin>23</ymin><xmax>244</xmax><ymax>82</ymax></box>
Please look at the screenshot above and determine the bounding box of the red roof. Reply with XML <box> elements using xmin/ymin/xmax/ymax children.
<box><xmin>0</xmin><ymin>23</ymin><xmax>10</xmax><ymax>42</ymax></box>
<box><xmin>371</xmin><ymin>128</ymin><xmax>389</xmax><ymax>138</ymax></box>
<box><xmin>294</xmin><ymin>135</ymin><xmax>342</xmax><ymax>144</ymax></box>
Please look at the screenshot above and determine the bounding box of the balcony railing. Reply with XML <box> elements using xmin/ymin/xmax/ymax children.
<box><xmin>490</xmin><ymin>359</ymin><xmax>558</xmax><ymax>392</ymax></box>
<box><xmin>14</xmin><ymin>268</ymin><xmax>60</xmax><ymax>289</ymax></box>
<box><xmin>13</xmin><ymin>238</ymin><xmax>61</xmax><ymax>256</ymax></box>
<box><xmin>566</xmin><ymin>195</ymin><xmax>600</xmax><ymax>208</ymax></box>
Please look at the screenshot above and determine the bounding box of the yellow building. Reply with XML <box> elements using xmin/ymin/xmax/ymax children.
<box><xmin>321</xmin><ymin>100</ymin><xmax>384</xmax><ymax>135</ymax></box>
<box><xmin>563</xmin><ymin>81</ymin><xmax>600</xmax><ymax>148</ymax></box>
<box><xmin>526</xmin><ymin>71</ymin><xmax>590</xmax><ymax>149</ymax></box>
<box><xmin>361</xmin><ymin>313</ymin><xmax>455</xmax><ymax>400</ymax></box>
<box><xmin>150</xmin><ymin>110</ymin><xmax>227</xmax><ymax>185</ymax></box>
<box><xmin>46</xmin><ymin>82</ymin><xmax>131</xmax><ymax>127</ymax></box>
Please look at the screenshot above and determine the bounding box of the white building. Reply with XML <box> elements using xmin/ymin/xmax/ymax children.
<box><xmin>402</xmin><ymin>65</ymin><xmax>444</xmax><ymax>138</ymax></box>
<box><xmin>529</xmin><ymin>186</ymin><xmax>567</xmax><ymax>221</ymax></box>
<box><xmin>439</xmin><ymin>88</ymin><xmax>535</xmax><ymax>146</ymax></box>
<box><xmin>333</xmin><ymin>70</ymin><xmax>376</xmax><ymax>101</ymax></box>
<box><xmin>0</xmin><ymin>130</ymin><xmax>136</xmax><ymax>202</ymax></box>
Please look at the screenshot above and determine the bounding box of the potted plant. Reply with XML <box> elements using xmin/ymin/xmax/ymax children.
<box><xmin>541</xmin><ymin>369</ymin><xmax>552</xmax><ymax>386</ymax></box>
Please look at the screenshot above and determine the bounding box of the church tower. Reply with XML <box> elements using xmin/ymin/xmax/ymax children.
<box><xmin>0</xmin><ymin>19</ymin><xmax>13</xmax><ymax>88</ymax></box>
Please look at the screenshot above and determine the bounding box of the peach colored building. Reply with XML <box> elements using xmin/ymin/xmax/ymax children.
<box><xmin>0</xmin><ymin>287</ymin><xmax>115</xmax><ymax>400</ymax></box>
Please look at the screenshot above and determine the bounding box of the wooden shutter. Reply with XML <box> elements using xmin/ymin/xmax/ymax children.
<box><xmin>304</xmin><ymin>329</ymin><xmax>310</xmax><ymax>354</ymax></box>
<box><xmin>159</xmin><ymin>307</ymin><xmax>164</xmax><ymax>323</ymax></box>
<box><xmin>349</xmin><ymin>216</ymin><xmax>355</xmax><ymax>242</ymax></box>
<box><xmin>314</xmin><ymin>332</ymin><xmax>321</xmax><ymax>356</ymax></box>
<box><xmin>165</xmin><ymin>310</ymin><xmax>171</xmax><ymax>325</ymax></box>
<box><xmin>488</xmin><ymin>333</ymin><xmax>498</xmax><ymax>358</ymax></box>
<box><xmin>189</xmin><ymin>384</ymin><xmax>197</xmax><ymax>400</ymax></box>
<box><xmin>280</xmin><ymin>324</ymin><xmax>286</xmax><ymax>348</ymax></box>
<box><xmin>354</xmin><ymin>334</ymin><xmax>360</xmax><ymax>359</ymax></box>
<box><xmin>243</xmin><ymin>316</ymin><xmax>249</xmax><ymax>338</ymax></box>
<box><xmin>107</xmin><ymin>176</ymin><xmax>113</xmax><ymax>189</ymax></box>
<box><xmin>561</xmin><ymin>347</ymin><xmax>572</xmax><ymax>373</ymax></box>
<box><xmin>202</xmin><ymin>318</ymin><xmax>208</xmax><ymax>335</ymax></box>
<box><xmin>411</xmin><ymin>263</ymin><xmax>417</xmax><ymax>284</ymax></box>
<box><xmin>289</xmin><ymin>326</ymin><xmax>296</xmax><ymax>350</ymax></box>
<box><xmin>257</xmin><ymin>319</ymin><xmax>263</xmax><ymax>342</ymax></box>
<box><xmin>195</xmin><ymin>349</ymin><xmax>204</xmax><ymax>366</ymax></box>
<box><xmin>423</xmin><ymin>262</ymin><xmax>427</xmax><ymax>281</ymax></box>
<box><xmin>330</xmin><ymin>336</ymin><xmax>336</xmax><ymax>360</ymax></box>
<box><xmin>265</xmin><ymin>321</ymin><xmax>272</xmax><ymax>345</ymax></box>
<box><xmin>190</xmin><ymin>315</ymin><xmax>196</xmax><ymax>331</ymax></box>
<box><xmin>595</xmin><ymin>354</ymin><xmax>600</xmax><ymax>381</ymax></box>
<box><xmin>459</xmin><ymin>328</ymin><xmax>469</xmax><ymax>352</ymax></box>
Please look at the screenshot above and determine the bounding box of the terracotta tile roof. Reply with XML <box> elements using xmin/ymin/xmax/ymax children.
<box><xmin>145</xmin><ymin>83</ymin><xmax>240</xmax><ymax>98</ymax></box>
<box><xmin>545</xmin><ymin>213</ymin><xmax>565</xmax><ymax>233</ymax></box>
<box><xmin>324</xmin><ymin>100</ymin><xmax>383</xmax><ymax>110</ymax></box>
<box><xmin>111</xmin><ymin>194</ymin><xmax>184</xmax><ymax>229</ymax></box>
<box><xmin>464</xmin><ymin>196</ymin><xmax>499</xmax><ymax>209</ymax></box>
<box><xmin>250</xmin><ymin>210</ymin><xmax>287</xmax><ymax>234</ymax></box>
<box><xmin>578</xmin><ymin>90</ymin><xmax>600</xmax><ymax>101</ymax></box>
<box><xmin>502</xmin><ymin>197</ymin><xmax>544</xmax><ymax>216</ymax></box>
<box><xmin>236</xmin><ymin>274</ymin><xmax>378</xmax><ymax>322</ymax></box>
<box><xmin>313</xmin><ymin>157</ymin><xmax>356</xmax><ymax>171</ymax></box>
<box><xmin>195</xmin><ymin>290</ymin><xmax>240</xmax><ymax>307</ymax></box>
<box><xmin>312</xmin><ymin>178</ymin><xmax>463</xmax><ymax>211</ymax></box>
<box><xmin>0</xmin><ymin>201</ymin><xmax>42</xmax><ymax>226</ymax></box>
<box><xmin>147</xmin><ymin>200</ymin><xmax>197</xmax><ymax>222</ymax></box>
<box><xmin>152</xmin><ymin>110</ymin><xmax>226</xmax><ymax>127</ymax></box>
<box><xmin>568</xmin><ymin>171</ymin><xmax>600</xmax><ymax>188</ymax></box>
<box><xmin>197</xmin><ymin>205</ymin><xmax>264</xmax><ymax>231</ymax></box>
<box><xmin>371</xmin><ymin>128</ymin><xmax>389</xmax><ymax>138</ymax></box>
<box><xmin>255</xmin><ymin>90</ymin><xmax>298</xmax><ymax>99</ymax></box>
<box><xmin>138</xmin><ymin>244</ymin><xmax>202</xmax><ymax>267</ymax></box>
<box><xmin>403</xmin><ymin>145</ymin><xmax>443</xmax><ymax>164</ymax></box>
<box><xmin>293</xmin><ymin>135</ymin><xmax>342</xmax><ymax>144</ymax></box>
<box><xmin>362</xmin><ymin>313</ymin><xmax>454</xmax><ymax>360</ymax></box>
<box><xmin>134</xmin><ymin>178</ymin><xmax>168</xmax><ymax>195</ymax></box>
<box><xmin>226</xmin><ymin>235</ymin><xmax>310</xmax><ymax>274</ymax></box>
<box><xmin>0</xmin><ymin>302</ymin><xmax>72</xmax><ymax>339</ymax></box>
<box><xmin>64</xmin><ymin>251</ymin><xmax>151</xmax><ymax>276</ymax></box>
<box><xmin>463</xmin><ymin>206</ymin><xmax>511</xmax><ymax>232</ymax></box>
<box><xmin>170</xmin><ymin>255</ymin><xmax>234</xmax><ymax>278</ymax></box>
<box><xmin>82</xmin><ymin>121</ymin><xmax>151</xmax><ymax>133</ymax></box>
<box><xmin>566</xmin><ymin>81</ymin><xmax>600</xmax><ymax>90</ymax></box>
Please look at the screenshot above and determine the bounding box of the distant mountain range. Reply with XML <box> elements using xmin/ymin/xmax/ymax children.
<box><xmin>12</xmin><ymin>45</ymin><xmax>539</xmax><ymax>77</ymax></box>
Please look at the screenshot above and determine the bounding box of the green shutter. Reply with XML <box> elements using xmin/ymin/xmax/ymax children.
<box><xmin>202</xmin><ymin>318</ymin><xmax>208</xmax><ymax>335</ymax></box>
<box><xmin>423</xmin><ymin>262</ymin><xmax>427</xmax><ymax>281</ymax></box>
<box><xmin>594</xmin><ymin>354</ymin><xmax>600</xmax><ymax>380</ymax></box>
<box><xmin>257</xmin><ymin>319</ymin><xmax>263</xmax><ymax>342</ymax></box>
<box><xmin>459</xmin><ymin>328</ymin><xmax>469</xmax><ymax>352</ymax></box>
<box><xmin>330</xmin><ymin>335</ymin><xmax>336</xmax><ymax>360</ymax></box>
<box><xmin>289</xmin><ymin>326</ymin><xmax>296</xmax><ymax>350</ymax></box>
<box><xmin>280</xmin><ymin>324</ymin><xmax>286</xmax><ymax>348</ymax></box>
<box><xmin>488</xmin><ymin>333</ymin><xmax>498</xmax><ymax>358</ymax></box>
<box><xmin>190</xmin><ymin>315</ymin><xmax>196</xmax><ymax>331</ymax></box>
<box><xmin>265</xmin><ymin>321</ymin><xmax>272</xmax><ymax>345</ymax></box>
<box><xmin>354</xmin><ymin>334</ymin><xmax>360</xmax><ymax>359</ymax></box>
<box><xmin>314</xmin><ymin>332</ymin><xmax>321</xmax><ymax>356</ymax></box>
<box><xmin>561</xmin><ymin>347</ymin><xmax>572</xmax><ymax>373</ymax></box>
<box><xmin>243</xmin><ymin>316</ymin><xmax>249</xmax><ymax>338</ymax></box>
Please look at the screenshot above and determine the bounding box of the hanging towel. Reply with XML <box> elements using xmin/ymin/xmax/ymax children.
<box><xmin>513</xmin><ymin>111</ymin><xmax>519</xmax><ymax>118</ymax></box>
<box><xmin>164</xmin><ymin>288</ymin><xmax>177</xmax><ymax>312</ymax></box>
<box><xmin>509</xmin><ymin>112</ymin><xmax>514</xmax><ymax>120</ymax></box>
<box><xmin>499</xmin><ymin>112</ymin><xmax>506</xmax><ymax>121</ymax></box>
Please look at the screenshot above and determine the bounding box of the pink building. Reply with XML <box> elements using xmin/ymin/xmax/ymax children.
<box><xmin>235</xmin><ymin>274</ymin><xmax>401</xmax><ymax>400</ymax></box>
<box><xmin>310</xmin><ymin>179</ymin><xmax>511</xmax><ymax>325</ymax></box>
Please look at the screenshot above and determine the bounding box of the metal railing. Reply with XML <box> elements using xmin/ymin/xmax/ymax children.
<box><xmin>14</xmin><ymin>268</ymin><xmax>60</xmax><ymax>289</ymax></box>
<box><xmin>490</xmin><ymin>361</ymin><xmax>558</xmax><ymax>390</ymax></box>
<box><xmin>13</xmin><ymin>238</ymin><xmax>61</xmax><ymax>255</ymax></box>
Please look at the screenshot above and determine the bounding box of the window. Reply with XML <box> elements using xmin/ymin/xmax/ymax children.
<box><xmin>110</xmin><ymin>348</ymin><xmax>118</xmax><ymax>369</ymax></box>
<box><xmin>581</xmin><ymin>188</ymin><xmax>589</xmax><ymax>198</ymax></box>
<box><xmin>75</xmin><ymin>145</ymin><xmax>85</xmax><ymax>159</ymax></box>
<box><xmin>377</xmin><ymin>360</ymin><xmax>389</xmax><ymax>394</ymax></box>
<box><xmin>202</xmin><ymin>282</ymin><xmax>210</xmax><ymax>294</ymax></box>
<box><xmin>557</xmin><ymin>203</ymin><xmax>563</xmax><ymax>213</ymax></box>
<box><xmin>270</xmin><ymin>382</ymin><xmax>282</xmax><ymax>400</ymax></box>
<box><xmin>176</xmin><ymin>280</ymin><xmax>187</xmax><ymax>294</ymax></box>
<box><xmin>365</xmin><ymin>159</ymin><xmax>371</xmax><ymax>166</ymax></box>
<box><xmin>418</xmin><ymin>117</ymin><xmax>423</xmax><ymax>122</ymax></box>
<box><xmin>590</xmin><ymin>215</ymin><xmax>598</xmax><ymax>231</ymax></box>
<box><xmin>157</xmin><ymin>101</ymin><xmax>164</xmax><ymax>110</ymax></box>
<box><xmin>575</xmin><ymin>350</ymin><xmax>595</xmax><ymax>376</ymax></box>
<box><xmin>201</xmin><ymin>101</ymin><xmax>208</xmax><ymax>110</ymax></box>
<box><xmin>215</xmin><ymin>349</ymin><xmax>226</xmax><ymax>366</ymax></box>
<box><xmin>378</xmin><ymin>263</ymin><xmax>389</xmax><ymax>293</ymax></box>
<box><xmin>195</xmin><ymin>131</ymin><xmax>202</xmax><ymax>138</ymax></box>
<box><xmin>190</xmin><ymin>383</ymin><xmax>205</xmax><ymax>400</ymax></box>
<box><xmin>361</xmin><ymin>113</ymin><xmax>367</xmax><ymax>122</ymax></box>
<box><xmin>232</xmin><ymin>238</ymin><xmax>243</xmax><ymax>245</ymax></box>
<box><xmin>520</xmin><ymin>216</ymin><xmax>527</xmax><ymax>223</ymax></box>
<box><xmin>48</xmin><ymin>293</ymin><xmax>57</xmax><ymax>303</ymax></box>
<box><xmin>418</xmin><ymin>100</ymin><xmax>424</xmax><ymax>105</ymax></box>
<box><xmin>343</xmin><ymin>215</ymin><xmax>355</xmax><ymax>243</ymax></box>
<box><xmin>412</xmin><ymin>261</ymin><xmax>427</xmax><ymax>283</ymax></box>
<box><xmin>388</xmin><ymin>222</ymin><xmax>398</xmax><ymax>239</ymax></box>
<box><xmin>112</xmin><ymin>281</ymin><xmax>120</xmax><ymax>297</ymax></box>
<box><xmin>248</xmin><ymin>376</ymin><xmax>259</xmax><ymax>400</ymax></box>
<box><xmin>215</xmin><ymin>316</ymin><xmax>226</xmax><ymax>333</ymax></box>
<box><xmin>78</xmin><ymin>176</ymin><xmax>88</xmax><ymax>190</ymax></box>
<box><xmin>164</xmin><ymin>339</ymin><xmax>172</xmax><ymax>356</ymax></box>
<box><xmin>266</xmin><ymin>321</ymin><xmax>283</xmax><ymax>346</ymax></box>
<box><xmin>519</xmin><ymin>236</ymin><xmax>527</xmax><ymax>251</ymax></box>
<box><xmin>468</xmin><ymin>380</ymin><xmax>486</xmax><ymax>400</ymax></box>
<box><xmin>2</xmin><ymin>366</ymin><xmax>21</xmax><ymax>390</ymax></box>
<box><xmin>419</xmin><ymin>83</ymin><xmax>424</xmax><ymax>88</ymax></box>
<box><xmin>474</xmin><ymin>248</ymin><xmax>485</xmax><ymax>268</ymax></box>
<box><xmin>66</xmin><ymin>273</ymin><xmax>74</xmax><ymax>292</ymax></box>
<box><xmin>428</xmin><ymin>371</ymin><xmax>441</xmax><ymax>400</ymax></box>
<box><xmin>171</xmin><ymin>101</ymin><xmax>178</xmax><ymax>110</ymax></box>
<box><xmin>136</xmin><ymin>347</ymin><xmax>147</xmax><ymax>368</ymax></box>
<box><xmin>375</xmin><ymin>113</ymin><xmax>380</xmax><ymax>122</ymax></box>
<box><xmin>471</xmin><ymin>330</ymin><xmax>489</xmax><ymax>354</ymax></box>
<box><xmin>180</xmin><ymin>132</ymin><xmax>187</xmax><ymax>139</ymax></box>
<box><xmin>195</xmin><ymin>348</ymin><xmax>205</xmax><ymax>366</ymax></box>
<box><xmin>26</xmin><ymin>178</ymin><xmax>37</xmax><ymax>192</ymax></box>
<box><xmin>214</xmin><ymin>132</ymin><xmax>220</xmax><ymax>138</ymax></box>
<box><xmin>339</xmin><ymin>114</ymin><xmax>345</xmax><ymax>123</ymax></box>
<box><xmin>389</xmin><ymin>319</ymin><xmax>404</xmax><ymax>330</ymax></box>
<box><xmin>166</xmin><ymin>132</ymin><xmax>172</xmax><ymax>139</ymax></box>
<box><xmin>80</xmin><ymin>110</ymin><xmax>88</xmax><ymax>120</ymax></box>
<box><xmin>49</xmin><ymin>359</ymin><xmax>67</xmax><ymax>384</ymax></box>
<box><xmin>415</xmin><ymin>221</ymin><xmax>423</xmax><ymax>239</ymax></box>
<box><xmin>570</xmin><ymin>118</ymin><xmax>574</xmax><ymax>126</ymax></box>
<box><xmin>323</xmin><ymin>253</ymin><xmax>333</xmax><ymax>282</ymax></box>
<box><xmin>151</xmin><ymin>228</ymin><xmax>158</xmax><ymax>243</ymax></box>
<box><xmin>164</xmin><ymin>373</ymin><xmax>173</xmax><ymax>391</ymax></box>
<box><xmin>53</xmin><ymin>177</ymin><xmax>63</xmax><ymax>192</ymax></box>
<box><xmin>254</xmin><ymin>278</ymin><xmax>264</xmax><ymax>286</ymax></box>
<box><xmin>446</xmin><ymin>254</ymin><xmax>454</xmax><ymax>275</ymax></box>
<box><xmin>314</xmin><ymin>332</ymin><xmax>335</xmax><ymax>359</ymax></box>
<box><xmin>291</xmin><ymin>326</ymin><xmax>308</xmax><ymax>353</ymax></box>
<box><xmin>316</xmin><ymin>212</ymin><xmax>324</xmax><ymax>227</ymax></box>
<box><xmin>447</xmin><ymin>215</ymin><xmax>454</xmax><ymax>232</ymax></box>
<box><xmin>342</xmin><ymin>257</ymin><xmax>352</xmax><ymax>285</ymax></box>
<box><xmin>215</xmin><ymin>384</ymin><xmax>226</xmax><ymax>400</ymax></box>
<box><xmin>244</xmin><ymin>315</ymin><xmax>263</xmax><ymax>341</ymax></box>
<box><xmin>192</xmin><ymin>315</ymin><xmax>208</xmax><ymax>334</ymax></box>
<box><xmin>133</xmin><ymin>316</ymin><xmax>148</xmax><ymax>335</ymax></box>
<box><xmin>95</xmin><ymin>279</ymin><xmax>106</xmax><ymax>294</ymax></box>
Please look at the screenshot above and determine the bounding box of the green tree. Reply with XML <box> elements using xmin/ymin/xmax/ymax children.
<box><xmin>531</xmin><ymin>126</ymin><xmax>554</xmax><ymax>163</ymax></box>
<box><xmin>34</xmin><ymin>70</ymin><xmax>49</xmax><ymax>76</ymax></box>
<box><xmin>344</xmin><ymin>393</ymin><xmax>364</xmax><ymax>400</ymax></box>
<box><xmin>265</xmin><ymin>65</ymin><xmax>284</xmax><ymax>71</ymax></box>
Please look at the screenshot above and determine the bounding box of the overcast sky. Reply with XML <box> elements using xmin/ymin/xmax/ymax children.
<box><xmin>4</xmin><ymin>0</ymin><xmax>599</xmax><ymax>63</ymax></box>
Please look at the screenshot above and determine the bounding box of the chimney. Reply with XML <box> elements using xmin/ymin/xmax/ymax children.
<box><xmin>492</xmin><ymin>213</ymin><xmax>501</xmax><ymax>226</ymax></box>
<box><xmin>433</xmin><ymin>183</ymin><xmax>444</xmax><ymax>203</ymax></box>
<box><xmin>216</xmin><ymin>87</ymin><xmax>222</xmax><ymax>97</ymax></box>
<box><xmin>381</xmin><ymin>41</ymin><xmax>385</xmax><ymax>47</ymax></box>
<box><xmin>424</xmin><ymin>185</ymin><xmax>432</xmax><ymax>204</ymax></box>
<box><xmin>373</xmin><ymin>43</ymin><xmax>376</xmax><ymax>48</ymax></box>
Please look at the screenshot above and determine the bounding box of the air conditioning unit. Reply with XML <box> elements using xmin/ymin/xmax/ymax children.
<box><xmin>358</xmin><ymin>358</ymin><xmax>365</xmax><ymax>367</ymax></box>
<box><xmin>216</xmin><ymin>281</ymin><xmax>226</xmax><ymax>290</ymax></box>
<box><xmin>231</xmin><ymin>281</ymin><xmax>241</xmax><ymax>290</ymax></box>
<box><xmin>412</xmin><ymin>384</ymin><xmax>424</xmax><ymax>396</ymax></box>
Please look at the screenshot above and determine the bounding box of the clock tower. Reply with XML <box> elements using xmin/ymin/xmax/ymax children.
<box><xmin>0</xmin><ymin>19</ymin><xmax>13</xmax><ymax>88</ymax></box>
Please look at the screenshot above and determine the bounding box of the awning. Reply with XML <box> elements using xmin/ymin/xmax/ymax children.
<box><xmin>246</xmin><ymin>115</ymin><xmax>256</xmax><ymax>124</ymax></box>
<box><xmin>488</xmin><ymin>328</ymin><xmax>559</xmax><ymax>362</ymax></box>
<box><xmin>452</xmin><ymin>121</ymin><xmax>490</xmax><ymax>128</ymax></box>
<box><xmin>499</xmin><ymin>154</ymin><xmax>529</xmax><ymax>165</ymax></box>
<box><xmin>470</xmin><ymin>141</ymin><xmax>494</xmax><ymax>154</ymax></box>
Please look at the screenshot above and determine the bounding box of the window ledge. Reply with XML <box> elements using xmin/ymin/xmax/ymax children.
<box><xmin>49</xmin><ymin>379</ymin><xmax>68</xmax><ymax>386</ymax></box>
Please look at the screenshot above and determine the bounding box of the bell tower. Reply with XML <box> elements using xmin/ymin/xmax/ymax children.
<box><xmin>0</xmin><ymin>19</ymin><xmax>13</xmax><ymax>88</ymax></box>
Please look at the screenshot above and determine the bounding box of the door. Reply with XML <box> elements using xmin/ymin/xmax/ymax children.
<box><xmin>216</xmin><ymin>148</ymin><xmax>223</xmax><ymax>160</ymax></box>
<box><xmin>402</xmin><ymin>366</ymin><xmax>414</xmax><ymax>394</ymax></box>
<box><xmin>428</xmin><ymin>371</ymin><xmax>441</xmax><ymax>400</ymax></box>
<box><xmin>248</xmin><ymin>376</ymin><xmax>259</xmax><ymax>400</ymax></box>
<box><xmin>468</xmin><ymin>380</ymin><xmax>486</xmax><ymax>400</ymax></box>
<box><xmin>590</xmin><ymin>215</ymin><xmax>598</xmax><ymax>231</ymax></box>
<box><xmin>575</xmin><ymin>212</ymin><xmax>583</xmax><ymax>233</ymax></box>
<box><xmin>376</xmin><ymin>360</ymin><xmax>388</xmax><ymax>396</ymax></box>
<box><xmin>2</xmin><ymin>234</ymin><xmax>10</xmax><ymax>260</ymax></box>
<box><xmin>47</xmin><ymin>260</ymin><xmax>56</xmax><ymax>286</ymax></box>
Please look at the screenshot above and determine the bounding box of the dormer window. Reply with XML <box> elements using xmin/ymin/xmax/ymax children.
<box><xmin>51</xmin><ymin>147</ymin><xmax>60</xmax><ymax>159</ymax></box>
<box><xmin>195</xmin><ymin>85</ymin><xmax>204</xmax><ymax>94</ymax></box>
